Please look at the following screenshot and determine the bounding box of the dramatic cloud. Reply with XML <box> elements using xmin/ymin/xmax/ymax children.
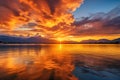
<box><xmin>0</xmin><ymin>0</ymin><xmax>83</xmax><ymax>28</ymax></box>
<box><xmin>0</xmin><ymin>0</ymin><xmax>84</xmax><ymax>39</ymax></box>
<box><xmin>0</xmin><ymin>0</ymin><xmax>120</xmax><ymax>41</ymax></box>
<box><xmin>70</xmin><ymin>6</ymin><xmax>120</xmax><ymax>40</ymax></box>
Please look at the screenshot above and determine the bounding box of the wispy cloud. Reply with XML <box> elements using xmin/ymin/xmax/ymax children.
<box><xmin>71</xmin><ymin>6</ymin><xmax>120</xmax><ymax>37</ymax></box>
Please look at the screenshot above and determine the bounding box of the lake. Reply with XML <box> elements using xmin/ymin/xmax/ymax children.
<box><xmin>0</xmin><ymin>44</ymin><xmax>120</xmax><ymax>80</ymax></box>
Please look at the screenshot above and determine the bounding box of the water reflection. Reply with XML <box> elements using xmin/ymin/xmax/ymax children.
<box><xmin>0</xmin><ymin>44</ymin><xmax>120</xmax><ymax>80</ymax></box>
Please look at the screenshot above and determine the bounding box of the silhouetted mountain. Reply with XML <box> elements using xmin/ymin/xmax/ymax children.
<box><xmin>0</xmin><ymin>35</ymin><xmax>56</xmax><ymax>44</ymax></box>
<box><xmin>59</xmin><ymin>38</ymin><xmax>120</xmax><ymax>44</ymax></box>
<box><xmin>0</xmin><ymin>35</ymin><xmax>120</xmax><ymax>44</ymax></box>
<box><xmin>80</xmin><ymin>38</ymin><xmax>120</xmax><ymax>44</ymax></box>
<box><xmin>79</xmin><ymin>39</ymin><xmax>97</xmax><ymax>44</ymax></box>
<box><xmin>112</xmin><ymin>38</ymin><xmax>120</xmax><ymax>44</ymax></box>
<box><xmin>97</xmin><ymin>39</ymin><xmax>110</xmax><ymax>42</ymax></box>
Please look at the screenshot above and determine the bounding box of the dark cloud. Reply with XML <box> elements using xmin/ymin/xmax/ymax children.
<box><xmin>72</xmin><ymin>5</ymin><xmax>120</xmax><ymax>36</ymax></box>
<box><xmin>46</xmin><ymin>0</ymin><xmax>61</xmax><ymax>15</ymax></box>
<box><xmin>73</xmin><ymin>17</ymin><xmax>102</xmax><ymax>26</ymax></box>
<box><xmin>104</xmin><ymin>16</ymin><xmax>120</xmax><ymax>29</ymax></box>
<box><xmin>0</xmin><ymin>0</ymin><xmax>20</xmax><ymax>16</ymax></box>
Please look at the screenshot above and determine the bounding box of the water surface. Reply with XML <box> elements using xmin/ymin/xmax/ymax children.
<box><xmin>0</xmin><ymin>44</ymin><xmax>120</xmax><ymax>80</ymax></box>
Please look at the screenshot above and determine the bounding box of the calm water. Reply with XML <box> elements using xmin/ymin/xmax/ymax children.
<box><xmin>0</xmin><ymin>44</ymin><xmax>120</xmax><ymax>80</ymax></box>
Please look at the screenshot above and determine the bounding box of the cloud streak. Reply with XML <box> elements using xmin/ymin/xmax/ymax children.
<box><xmin>70</xmin><ymin>5</ymin><xmax>120</xmax><ymax>40</ymax></box>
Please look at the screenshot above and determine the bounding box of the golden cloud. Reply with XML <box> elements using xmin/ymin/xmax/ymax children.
<box><xmin>0</xmin><ymin>0</ymin><xmax>83</xmax><ymax>38</ymax></box>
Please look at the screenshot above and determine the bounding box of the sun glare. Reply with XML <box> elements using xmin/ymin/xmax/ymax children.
<box><xmin>57</xmin><ymin>38</ymin><xmax>63</xmax><ymax>44</ymax></box>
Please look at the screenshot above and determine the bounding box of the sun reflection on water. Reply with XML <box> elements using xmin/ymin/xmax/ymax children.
<box><xmin>0</xmin><ymin>44</ymin><xmax>119</xmax><ymax>80</ymax></box>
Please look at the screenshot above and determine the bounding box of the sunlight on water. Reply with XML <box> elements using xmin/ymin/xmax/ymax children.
<box><xmin>0</xmin><ymin>44</ymin><xmax>120</xmax><ymax>80</ymax></box>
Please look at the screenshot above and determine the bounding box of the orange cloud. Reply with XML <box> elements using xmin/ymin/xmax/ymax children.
<box><xmin>0</xmin><ymin>0</ymin><xmax>83</xmax><ymax>37</ymax></box>
<box><xmin>1</xmin><ymin>0</ymin><xmax>119</xmax><ymax>41</ymax></box>
<box><xmin>19</xmin><ymin>0</ymin><xmax>83</xmax><ymax>27</ymax></box>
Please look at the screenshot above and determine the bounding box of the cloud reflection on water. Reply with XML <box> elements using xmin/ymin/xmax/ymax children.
<box><xmin>0</xmin><ymin>44</ymin><xmax>120</xmax><ymax>80</ymax></box>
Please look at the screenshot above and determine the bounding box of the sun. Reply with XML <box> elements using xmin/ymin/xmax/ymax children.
<box><xmin>57</xmin><ymin>38</ymin><xmax>63</xmax><ymax>44</ymax></box>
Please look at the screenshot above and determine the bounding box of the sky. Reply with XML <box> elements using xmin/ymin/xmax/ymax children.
<box><xmin>0</xmin><ymin>0</ymin><xmax>120</xmax><ymax>42</ymax></box>
<box><xmin>73</xmin><ymin>0</ymin><xmax>120</xmax><ymax>19</ymax></box>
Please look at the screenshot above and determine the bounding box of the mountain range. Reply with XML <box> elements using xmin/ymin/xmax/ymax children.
<box><xmin>0</xmin><ymin>35</ymin><xmax>56</xmax><ymax>44</ymax></box>
<box><xmin>79</xmin><ymin>38</ymin><xmax>120</xmax><ymax>44</ymax></box>
<box><xmin>0</xmin><ymin>35</ymin><xmax>120</xmax><ymax>44</ymax></box>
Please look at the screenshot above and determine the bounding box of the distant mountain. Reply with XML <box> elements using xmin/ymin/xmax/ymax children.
<box><xmin>79</xmin><ymin>39</ymin><xmax>97</xmax><ymax>44</ymax></box>
<box><xmin>80</xmin><ymin>38</ymin><xmax>120</xmax><ymax>44</ymax></box>
<box><xmin>0</xmin><ymin>35</ymin><xmax>56</xmax><ymax>44</ymax></box>
<box><xmin>97</xmin><ymin>39</ymin><xmax>110</xmax><ymax>42</ymax></box>
<box><xmin>0</xmin><ymin>35</ymin><xmax>120</xmax><ymax>44</ymax></box>
<box><xmin>112</xmin><ymin>38</ymin><xmax>120</xmax><ymax>44</ymax></box>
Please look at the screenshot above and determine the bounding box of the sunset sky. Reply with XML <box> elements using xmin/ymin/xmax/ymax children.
<box><xmin>0</xmin><ymin>0</ymin><xmax>120</xmax><ymax>42</ymax></box>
